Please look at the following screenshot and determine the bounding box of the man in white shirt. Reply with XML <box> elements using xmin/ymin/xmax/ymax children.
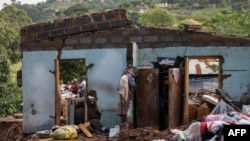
<box><xmin>79</xmin><ymin>77</ymin><xmax>86</xmax><ymax>98</ymax></box>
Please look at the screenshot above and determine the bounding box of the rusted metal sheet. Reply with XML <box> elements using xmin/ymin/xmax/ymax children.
<box><xmin>136</xmin><ymin>68</ymin><xmax>159</xmax><ymax>128</ymax></box>
<box><xmin>168</xmin><ymin>68</ymin><xmax>184</xmax><ymax>128</ymax></box>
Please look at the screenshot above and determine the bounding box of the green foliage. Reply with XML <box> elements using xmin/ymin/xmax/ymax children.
<box><xmin>203</xmin><ymin>8</ymin><xmax>250</xmax><ymax>37</ymax></box>
<box><xmin>0</xmin><ymin>5</ymin><xmax>25</xmax><ymax>117</ymax></box>
<box><xmin>127</xmin><ymin>10</ymin><xmax>141</xmax><ymax>25</ymax></box>
<box><xmin>0</xmin><ymin>5</ymin><xmax>32</xmax><ymax>27</ymax></box>
<box><xmin>206</xmin><ymin>64</ymin><xmax>219</xmax><ymax>73</ymax></box>
<box><xmin>0</xmin><ymin>83</ymin><xmax>22</xmax><ymax>117</ymax></box>
<box><xmin>59</xmin><ymin>59</ymin><xmax>86</xmax><ymax>83</ymax></box>
<box><xmin>0</xmin><ymin>46</ymin><xmax>22</xmax><ymax>118</ymax></box>
<box><xmin>64</xmin><ymin>3</ymin><xmax>90</xmax><ymax>17</ymax></box>
<box><xmin>138</xmin><ymin>8</ymin><xmax>176</xmax><ymax>27</ymax></box>
<box><xmin>0</xmin><ymin>46</ymin><xmax>10</xmax><ymax>83</ymax></box>
<box><xmin>190</xmin><ymin>8</ymin><xmax>226</xmax><ymax>23</ymax></box>
<box><xmin>0</xmin><ymin>5</ymin><xmax>32</xmax><ymax>63</ymax></box>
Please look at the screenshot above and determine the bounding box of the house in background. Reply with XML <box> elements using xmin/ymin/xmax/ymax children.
<box><xmin>20</xmin><ymin>8</ymin><xmax>250</xmax><ymax>133</ymax></box>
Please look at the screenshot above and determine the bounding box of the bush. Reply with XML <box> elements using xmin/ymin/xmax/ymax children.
<box><xmin>0</xmin><ymin>83</ymin><xmax>22</xmax><ymax>117</ymax></box>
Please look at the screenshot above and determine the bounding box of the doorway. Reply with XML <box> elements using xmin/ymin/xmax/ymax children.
<box><xmin>55</xmin><ymin>58</ymin><xmax>87</xmax><ymax>124</ymax></box>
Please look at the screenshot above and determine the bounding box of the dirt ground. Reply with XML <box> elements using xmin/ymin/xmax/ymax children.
<box><xmin>0</xmin><ymin>116</ymin><xmax>189</xmax><ymax>141</ymax></box>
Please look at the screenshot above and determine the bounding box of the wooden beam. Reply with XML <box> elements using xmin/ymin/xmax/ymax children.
<box><xmin>79</xmin><ymin>123</ymin><xmax>93</xmax><ymax>138</ymax></box>
<box><xmin>182</xmin><ymin>58</ymin><xmax>189</xmax><ymax>125</ymax></box>
<box><xmin>55</xmin><ymin>59</ymin><xmax>61</xmax><ymax>125</ymax></box>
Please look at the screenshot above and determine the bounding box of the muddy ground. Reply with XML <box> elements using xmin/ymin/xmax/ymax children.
<box><xmin>0</xmin><ymin>116</ymin><xmax>188</xmax><ymax>141</ymax></box>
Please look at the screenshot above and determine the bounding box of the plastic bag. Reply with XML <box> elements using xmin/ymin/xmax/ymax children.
<box><xmin>50</xmin><ymin>125</ymin><xmax>77</xmax><ymax>140</ymax></box>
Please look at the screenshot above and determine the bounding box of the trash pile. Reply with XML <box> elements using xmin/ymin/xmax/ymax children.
<box><xmin>29</xmin><ymin>119</ymin><xmax>110</xmax><ymax>140</ymax></box>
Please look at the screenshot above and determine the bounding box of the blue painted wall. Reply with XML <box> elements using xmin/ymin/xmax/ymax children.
<box><xmin>138</xmin><ymin>46</ymin><xmax>250</xmax><ymax>101</ymax></box>
<box><xmin>22</xmin><ymin>46</ymin><xmax>250</xmax><ymax>133</ymax></box>
<box><xmin>22</xmin><ymin>48</ymin><xmax>127</xmax><ymax>133</ymax></box>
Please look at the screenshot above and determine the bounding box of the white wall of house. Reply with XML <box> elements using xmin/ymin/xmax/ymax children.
<box><xmin>22</xmin><ymin>48</ymin><xmax>127</xmax><ymax>133</ymax></box>
<box><xmin>22</xmin><ymin>45</ymin><xmax>250</xmax><ymax>133</ymax></box>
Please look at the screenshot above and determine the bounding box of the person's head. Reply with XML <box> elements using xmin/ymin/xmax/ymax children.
<box><xmin>73</xmin><ymin>79</ymin><xmax>78</xmax><ymax>83</ymax></box>
<box><xmin>67</xmin><ymin>80</ymin><xmax>72</xmax><ymax>85</ymax></box>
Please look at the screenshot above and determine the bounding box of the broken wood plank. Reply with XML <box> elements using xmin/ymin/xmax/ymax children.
<box><xmin>183</xmin><ymin>58</ymin><xmax>189</xmax><ymax>125</ymax></box>
<box><xmin>78</xmin><ymin>123</ymin><xmax>93</xmax><ymax>138</ymax></box>
<box><xmin>215</xmin><ymin>89</ymin><xmax>241</xmax><ymax>112</ymax></box>
<box><xmin>202</xmin><ymin>94</ymin><xmax>219</xmax><ymax>105</ymax></box>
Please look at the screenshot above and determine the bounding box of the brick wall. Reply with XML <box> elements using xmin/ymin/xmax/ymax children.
<box><xmin>20</xmin><ymin>8</ymin><xmax>132</xmax><ymax>44</ymax></box>
<box><xmin>20</xmin><ymin>9</ymin><xmax>250</xmax><ymax>51</ymax></box>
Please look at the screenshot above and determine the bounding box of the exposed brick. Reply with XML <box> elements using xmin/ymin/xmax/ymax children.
<box><xmin>91</xmin><ymin>14</ymin><xmax>103</xmax><ymax>22</ymax></box>
<box><xmin>79</xmin><ymin>44</ymin><xmax>91</xmax><ymax>49</ymax></box>
<box><xmin>119</xmin><ymin>12</ymin><xmax>127</xmax><ymax>19</ymax></box>
<box><xmin>227</xmin><ymin>42</ymin><xmax>241</xmax><ymax>46</ymax></box>
<box><xmin>74</xmin><ymin>16</ymin><xmax>91</xmax><ymax>25</ymax></box>
<box><xmin>111</xmin><ymin>37</ymin><xmax>123</xmax><ymax>43</ymax></box>
<box><xmin>122</xmin><ymin>28</ymin><xmax>136</xmax><ymax>35</ymax></box>
<box><xmin>97</xmin><ymin>22</ymin><xmax>110</xmax><ymax>30</ymax></box>
<box><xmin>116</xmin><ymin>9</ymin><xmax>127</xmax><ymax>19</ymax></box>
<box><xmin>80</xmin><ymin>37</ymin><xmax>91</xmax><ymax>44</ymax></box>
<box><xmin>161</xmin><ymin>35</ymin><xmax>174</xmax><ymax>41</ymax></box>
<box><xmin>82</xmin><ymin>24</ymin><xmax>96</xmax><ymax>32</ymax></box>
<box><xmin>144</xmin><ymin>36</ymin><xmax>158</xmax><ymax>42</ymax></box>
<box><xmin>65</xmin><ymin>39</ymin><xmax>77</xmax><ymax>45</ymax></box>
<box><xmin>43</xmin><ymin>23</ymin><xmax>55</xmax><ymax>31</ymax></box>
<box><xmin>67</xmin><ymin>26</ymin><xmax>81</xmax><ymax>34</ymax></box>
<box><xmin>28</xmin><ymin>26</ymin><xmax>41</xmax><ymax>33</ymax></box>
<box><xmin>63</xmin><ymin>46</ymin><xmax>74</xmax><ymax>50</ymax></box>
<box><xmin>51</xmin><ymin>29</ymin><xmax>66</xmax><ymax>37</ymax></box>
<box><xmin>21</xmin><ymin>35</ymin><xmax>36</xmax><ymax>43</ymax></box>
<box><xmin>208</xmin><ymin>42</ymin><xmax>222</xmax><ymax>46</ymax></box>
<box><xmin>170</xmin><ymin>42</ymin><xmax>182</xmax><ymax>47</ymax></box>
<box><xmin>20</xmin><ymin>28</ymin><xmax>27</xmax><ymax>36</ymax></box>
<box><xmin>111</xmin><ymin>20</ymin><xmax>126</xmax><ymax>27</ymax></box>
<box><xmin>56</xmin><ymin>19</ymin><xmax>71</xmax><ymax>28</ymax></box>
<box><xmin>98</xmin><ymin>44</ymin><xmax>116</xmax><ymax>48</ymax></box>
<box><xmin>105</xmin><ymin>13</ymin><xmax>116</xmax><ymax>21</ymax></box>
<box><xmin>94</xmin><ymin>37</ymin><xmax>107</xmax><ymax>43</ymax></box>
<box><xmin>137</xmin><ymin>43</ymin><xmax>151</xmax><ymax>48</ymax></box>
<box><xmin>176</xmin><ymin>35</ymin><xmax>190</xmax><ymax>41</ymax></box>
<box><xmin>129</xmin><ymin>36</ymin><xmax>143</xmax><ymax>42</ymax></box>
<box><xmin>137</xmin><ymin>28</ymin><xmax>150</xmax><ymax>35</ymax></box>
<box><xmin>189</xmin><ymin>43</ymin><xmax>206</xmax><ymax>47</ymax></box>
<box><xmin>37</xmin><ymin>31</ymin><xmax>51</xmax><ymax>40</ymax></box>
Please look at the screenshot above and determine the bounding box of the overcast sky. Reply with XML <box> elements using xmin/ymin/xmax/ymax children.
<box><xmin>1</xmin><ymin>0</ymin><xmax>46</xmax><ymax>9</ymax></box>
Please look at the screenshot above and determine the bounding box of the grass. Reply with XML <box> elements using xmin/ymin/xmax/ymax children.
<box><xmin>9</xmin><ymin>61</ymin><xmax>22</xmax><ymax>84</ymax></box>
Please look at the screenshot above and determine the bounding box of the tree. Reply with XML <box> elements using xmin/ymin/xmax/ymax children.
<box><xmin>0</xmin><ymin>45</ymin><xmax>22</xmax><ymax>118</ymax></box>
<box><xmin>59</xmin><ymin>59</ymin><xmax>86</xmax><ymax>83</ymax></box>
<box><xmin>0</xmin><ymin>46</ymin><xmax>10</xmax><ymax>83</ymax></box>
<box><xmin>0</xmin><ymin>5</ymin><xmax>27</xmax><ymax>117</ymax></box>
<box><xmin>64</xmin><ymin>3</ymin><xmax>90</xmax><ymax>17</ymax></box>
<box><xmin>127</xmin><ymin>10</ymin><xmax>141</xmax><ymax>25</ymax></box>
<box><xmin>137</xmin><ymin>8</ymin><xmax>176</xmax><ymax>27</ymax></box>
<box><xmin>203</xmin><ymin>8</ymin><xmax>250</xmax><ymax>37</ymax></box>
<box><xmin>0</xmin><ymin>5</ymin><xmax>32</xmax><ymax>63</ymax></box>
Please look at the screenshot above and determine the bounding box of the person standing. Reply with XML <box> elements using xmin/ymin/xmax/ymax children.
<box><xmin>117</xmin><ymin>66</ymin><xmax>137</xmax><ymax>127</ymax></box>
<box><xmin>79</xmin><ymin>77</ymin><xmax>86</xmax><ymax>98</ymax></box>
<box><xmin>70</xmin><ymin>79</ymin><xmax>79</xmax><ymax>95</ymax></box>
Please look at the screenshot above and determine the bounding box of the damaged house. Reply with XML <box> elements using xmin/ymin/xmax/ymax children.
<box><xmin>19</xmin><ymin>8</ymin><xmax>250</xmax><ymax>133</ymax></box>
